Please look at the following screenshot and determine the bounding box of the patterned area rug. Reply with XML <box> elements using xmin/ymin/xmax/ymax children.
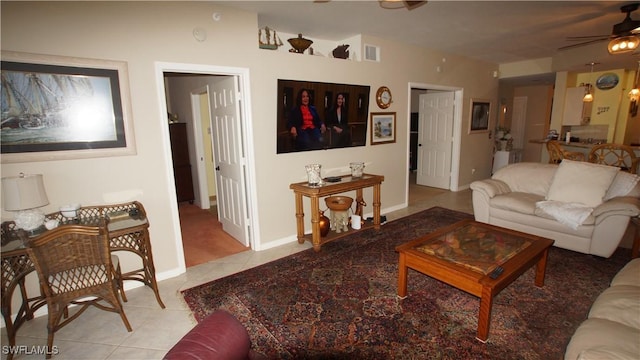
<box><xmin>181</xmin><ymin>207</ymin><xmax>630</xmax><ymax>359</ymax></box>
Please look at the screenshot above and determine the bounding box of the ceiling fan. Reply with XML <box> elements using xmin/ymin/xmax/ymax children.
<box><xmin>314</xmin><ymin>0</ymin><xmax>427</xmax><ymax>10</ymax></box>
<box><xmin>560</xmin><ymin>2</ymin><xmax>640</xmax><ymax>53</ymax></box>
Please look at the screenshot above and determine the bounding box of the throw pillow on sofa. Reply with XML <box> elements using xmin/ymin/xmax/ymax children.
<box><xmin>546</xmin><ymin>160</ymin><xmax>619</xmax><ymax>207</ymax></box>
<box><xmin>604</xmin><ymin>171</ymin><xmax>640</xmax><ymax>201</ymax></box>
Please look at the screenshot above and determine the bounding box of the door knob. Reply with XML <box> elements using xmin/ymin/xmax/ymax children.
<box><xmin>215</xmin><ymin>166</ymin><xmax>220</xmax><ymax>171</ymax></box>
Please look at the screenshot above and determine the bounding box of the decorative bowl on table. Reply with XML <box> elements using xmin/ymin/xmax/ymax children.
<box><xmin>325</xmin><ymin>196</ymin><xmax>353</xmax><ymax>211</ymax></box>
<box><xmin>60</xmin><ymin>204</ymin><xmax>80</xmax><ymax>218</ymax></box>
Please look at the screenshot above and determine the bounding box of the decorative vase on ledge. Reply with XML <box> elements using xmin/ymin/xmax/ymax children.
<box><xmin>288</xmin><ymin>33</ymin><xmax>313</xmax><ymax>54</ymax></box>
<box><xmin>496</xmin><ymin>139</ymin><xmax>513</xmax><ymax>151</ymax></box>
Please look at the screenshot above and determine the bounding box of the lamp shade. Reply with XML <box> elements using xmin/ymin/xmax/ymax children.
<box><xmin>2</xmin><ymin>174</ymin><xmax>49</xmax><ymax>211</ymax></box>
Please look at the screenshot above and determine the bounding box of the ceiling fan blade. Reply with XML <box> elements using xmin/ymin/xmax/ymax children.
<box><xmin>566</xmin><ymin>35</ymin><xmax>610</xmax><ymax>40</ymax></box>
<box><xmin>558</xmin><ymin>38</ymin><xmax>609</xmax><ymax>51</ymax></box>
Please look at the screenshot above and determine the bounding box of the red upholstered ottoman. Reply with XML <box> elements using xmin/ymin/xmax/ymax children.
<box><xmin>164</xmin><ymin>310</ymin><xmax>265</xmax><ymax>360</ymax></box>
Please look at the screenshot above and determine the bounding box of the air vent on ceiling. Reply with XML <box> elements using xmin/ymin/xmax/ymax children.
<box><xmin>364</xmin><ymin>44</ymin><xmax>380</xmax><ymax>62</ymax></box>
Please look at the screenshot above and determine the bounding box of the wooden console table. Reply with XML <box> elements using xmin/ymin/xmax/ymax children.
<box><xmin>290</xmin><ymin>173</ymin><xmax>384</xmax><ymax>251</ymax></box>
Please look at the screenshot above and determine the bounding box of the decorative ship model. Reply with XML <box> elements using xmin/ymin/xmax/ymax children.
<box><xmin>258</xmin><ymin>26</ymin><xmax>283</xmax><ymax>50</ymax></box>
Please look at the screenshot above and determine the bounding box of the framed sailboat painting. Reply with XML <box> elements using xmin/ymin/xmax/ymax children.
<box><xmin>0</xmin><ymin>51</ymin><xmax>136</xmax><ymax>163</ymax></box>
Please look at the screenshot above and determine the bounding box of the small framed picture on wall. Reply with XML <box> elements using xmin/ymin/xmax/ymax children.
<box><xmin>370</xmin><ymin>112</ymin><xmax>396</xmax><ymax>145</ymax></box>
<box><xmin>469</xmin><ymin>99</ymin><xmax>491</xmax><ymax>134</ymax></box>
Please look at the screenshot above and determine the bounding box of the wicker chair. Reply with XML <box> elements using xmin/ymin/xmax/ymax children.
<box><xmin>546</xmin><ymin>140</ymin><xmax>585</xmax><ymax>164</ymax></box>
<box><xmin>588</xmin><ymin>143</ymin><xmax>639</xmax><ymax>174</ymax></box>
<box><xmin>25</xmin><ymin>220</ymin><xmax>132</xmax><ymax>358</ymax></box>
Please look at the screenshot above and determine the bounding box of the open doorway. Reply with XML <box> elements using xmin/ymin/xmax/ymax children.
<box><xmin>408</xmin><ymin>83</ymin><xmax>463</xmax><ymax>201</ymax></box>
<box><xmin>156</xmin><ymin>62</ymin><xmax>257</xmax><ymax>269</ymax></box>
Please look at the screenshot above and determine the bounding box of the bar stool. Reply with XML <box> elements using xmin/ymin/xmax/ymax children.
<box><xmin>588</xmin><ymin>143</ymin><xmax>639</xmax><ymax>174</ymax></box>
<box><xmin>546</xmin><ymin>140</ymin><xmax>585</xmax><ymax>164</ymax></box>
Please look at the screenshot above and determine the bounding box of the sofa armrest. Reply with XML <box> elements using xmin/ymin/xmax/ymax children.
<box><xmin>592</xmin><ymin>196</ymin><xmax>640</xmax><ymax>220</ymax></box>
<box><xmin>164</xmin><ymin>310</ymin><xmax>266</xmax><ymax>360</ymax></box>
<box><xmin>470</xmin><ymin>179</ymin><xmax>512</xmax><ymax>199</ymax></box>
<box><xmin>471</xmin><ymin>179</ymin><xmax>512</xmax><ymax>223</ymax></box>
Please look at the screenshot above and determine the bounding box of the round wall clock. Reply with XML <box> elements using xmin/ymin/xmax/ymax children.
<box><xmin>376</xmin><ymin>86</ymin><xmax>392</xmax><ymax>109</ymax></box>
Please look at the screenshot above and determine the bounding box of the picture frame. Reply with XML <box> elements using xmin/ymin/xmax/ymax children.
<box><xmin>370</xmin><ymin>112</ymin><xmax>396</xmax><ymax>145</ymax></box>
<box><xmin>469</xmin><ymin>99</ymin><xmax>491</xmax><ymax>134</ymax></box>
<box><xmin>1</xmin><ymin>51</ymin><xmax>136</xmax><ymax>163</ymax></box>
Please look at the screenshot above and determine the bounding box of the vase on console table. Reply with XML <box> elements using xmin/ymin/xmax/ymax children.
<box><xmin>319</xmin><ymin>210</ymin><xmax>330</xmax><ymax>237</ymax></box>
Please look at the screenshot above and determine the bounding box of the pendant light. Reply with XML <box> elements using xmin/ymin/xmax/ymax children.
<box><xmin>629</xmin><ymin>61</ymin><xmax>640</xmax><ymax>100</ymax></box>
<box><xmin>583</xmin><ymin>62</ymin><xmax>597</xmax><ymax>103</ymax></box>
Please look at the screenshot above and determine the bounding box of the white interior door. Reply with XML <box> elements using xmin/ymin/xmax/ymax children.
<box><xmin>191</xmin><ymin>87</ymin><xmax>212</xmax><ymax>209</ymax></box>
<box><xmin>416</xmin><ymin>91</ymin><xmax>455</xmax><ymax>189</ymax></box>
<box><xmin>210</xmin><ymin>76</ymin><xmax>249</xmax><ymax>246</ymax></box>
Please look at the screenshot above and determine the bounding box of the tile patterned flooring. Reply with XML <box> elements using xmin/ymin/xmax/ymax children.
<box><xmin>1</xmin><ymin>181</ymin><xmax>472</xmax><ymax>359</ymax></box>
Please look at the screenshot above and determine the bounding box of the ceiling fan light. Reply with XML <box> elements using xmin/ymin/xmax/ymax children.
<box><xmin>608</xmin><ymin>35</ymin><xmax>640</xmax><ymax>54</ymax></box>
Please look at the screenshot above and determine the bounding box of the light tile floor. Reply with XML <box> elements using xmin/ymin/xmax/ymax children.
<box><xmin>1</xmin><ymin>181</ymin><xmax>472</xmax><ymax>360</ymax></box>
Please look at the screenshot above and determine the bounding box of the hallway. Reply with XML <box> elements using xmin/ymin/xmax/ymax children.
<box><xmin>179</xmin><ymin>203</ymin><xmax>249</xmax><ymax>267</ymax></box>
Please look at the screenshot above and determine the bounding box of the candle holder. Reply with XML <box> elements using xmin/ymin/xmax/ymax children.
<box><xmin>305</xmin><ymin>164</ymin><xmax>323</xmax><ymax>187</ymax></box>
<box><xmin>350</xmin><ymin>162</ymin><xmax>365</xmax><ymax>178</ymax></box>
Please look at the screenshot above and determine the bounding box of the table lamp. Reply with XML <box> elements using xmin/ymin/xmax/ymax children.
<box><xmin>2</xmin><ymin>173</ymin><xmax>49</xmax><ymax>232</ymax></box>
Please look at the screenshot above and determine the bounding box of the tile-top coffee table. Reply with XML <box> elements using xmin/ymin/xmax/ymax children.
<box><xmin>396</xmin><ymin>219</ymin><xmax>554</xmax><ymax>342</ymax></box>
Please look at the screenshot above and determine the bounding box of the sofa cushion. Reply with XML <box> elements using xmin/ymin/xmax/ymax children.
<box><xmin>611</xmin><ymin>258</ymin><xmax>640</xmax><ymax>287</ymax></box>
<box><xmin>492</xmin><ymin>162</ymin><xmax>557</xmax><ymax>197</ymax></box>
<box><xmin>588</xmin><ymin>285</ymin><xmax>640</xmax><ymax>329</ymax></box>
<box><xmin>490</xmin><ymin>207</ymin><xmax>595</xmax><ymax>238</ymax></box>
<box><xmin>490</xmin><ymin>192</ymin><xmax>544</xmax><ymax>215</ymax></box>
<box><xmin>530</xmin><ymin>201</ymin><xmax>596</xmax><ymax>225</ymax></box>
<box><xmin>546</xmin><ymin>160</ymin><xmax>619</xmax><ymax>207</ymax></box>
<box><xmin>564</xmin><ymin>318</ymin><xmax>640</xmax><ymax>360</ymax></box>
<box><xmin>604</xmin><ymin>171</ymin><xmax>640</xmax><ymax>201</ymax></box>
<box><xmin>534</xmin><ymin>201</ymin><xmax>595</xmax><ymax>229</ymax></box>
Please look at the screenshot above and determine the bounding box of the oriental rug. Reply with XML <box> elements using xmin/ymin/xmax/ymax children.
<box><xmin>181</xmin><ymin>207</ymin><xmax>630</xmax><ymax>359</ymax></box>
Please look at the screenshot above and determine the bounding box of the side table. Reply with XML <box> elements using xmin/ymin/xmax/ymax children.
<box><xmin>290</xmin><ymin>173</ymin><xmax>384</xmax><ymax>251</ymax></box>
<box><xmin>65</xmin><ymin>201</ymin><xmax>166</xmax><ymax>309</ymax></box>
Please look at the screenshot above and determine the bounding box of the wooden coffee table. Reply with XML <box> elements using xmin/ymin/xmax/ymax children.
<box><xmin>396</xmin><ymin>219</ymin><xmax>554</xmax><ymax>342</ymax></box>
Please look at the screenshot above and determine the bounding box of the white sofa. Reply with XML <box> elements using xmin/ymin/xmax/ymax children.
<box><xmin>564</xmin><ymin>258</ymin><xmax>640</xmax><ymax>360</ymax></box>
<box><xmin>470</xmin><ymin>161</ymin><xmax>640</xmax><ymax>258</ymax></box>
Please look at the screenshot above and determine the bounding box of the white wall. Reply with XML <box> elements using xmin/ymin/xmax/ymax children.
<box><xmin>1</xmin><ymin>2</ymin><xmax>498</xmax><ymax>285</ymax></box>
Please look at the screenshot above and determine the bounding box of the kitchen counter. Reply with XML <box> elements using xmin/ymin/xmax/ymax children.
<box><xmin>530</xmin><ymin>139</ymin><xmax>640</xmax><ymax>150</ymax></box>
<box><xmin>531</xmin><ymin>139</ymin><xmax>640</xmax><ymax>164</ymax></box>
